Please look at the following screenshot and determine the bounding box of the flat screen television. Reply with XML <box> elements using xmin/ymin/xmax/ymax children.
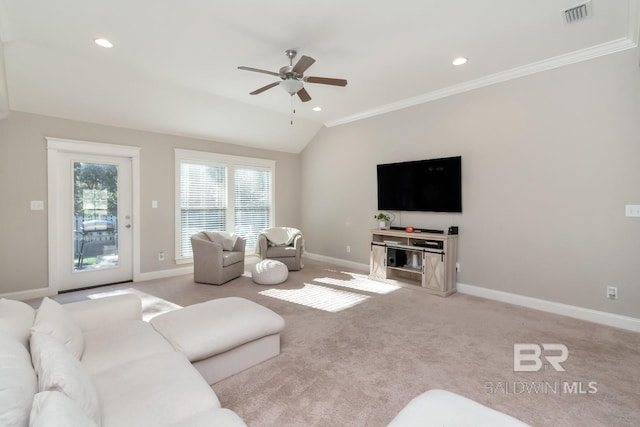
<box><xmin>377</xmin><ymin>156</ymin><xmax>462</xmax><ymax>213</ymax></box>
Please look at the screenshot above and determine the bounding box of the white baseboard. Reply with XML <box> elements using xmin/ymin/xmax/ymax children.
<box><xmin>1</xmin><ymin>268</ymin><xmax>194</xmax><ymax>301</ymax></box>
<box><xmin>304</xmin><ymin>252</ymin><xmax>370</xmax><ymax>273</ymax></box>
<box><xmin>0</xmin><ymin>287</ymin><xmax>51</xmax><ymax>301</ymax></box>
<box><xmin>134</xmin><ymin>265</ymin><xmax>193</xmax><ymax>282</ymax></box>
<box><xmin>457</xmin><ymin>282</ymin><xmax>640</xmax><ymax>333</ymax></box>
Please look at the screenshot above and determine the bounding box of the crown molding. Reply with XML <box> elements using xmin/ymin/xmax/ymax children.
<box><xmin>326</xmin><ymin>36</ymin><xmax>639</xmax><ymax>128</ymax></box>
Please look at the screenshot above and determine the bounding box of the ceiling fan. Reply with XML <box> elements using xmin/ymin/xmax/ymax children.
<box><xmin>238</xmin><ymin>49</ymin><xmax>347</xmax><ymax>103</ymax></box>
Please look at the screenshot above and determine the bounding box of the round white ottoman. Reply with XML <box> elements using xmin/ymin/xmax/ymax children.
<box><xmin>252</xmin><ymin>259</ymin><xmax>288</xmax><ymax>285</ymax></box>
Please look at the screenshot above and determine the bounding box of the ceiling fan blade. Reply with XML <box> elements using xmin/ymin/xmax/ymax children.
<box><xmin>250</xmin><ymin>81</ymin><xmax>280</xmax><ymax>95</ymax></box>
<box><xmin>292</xmin><ymin>55</ymin><xmax>316</xmax><ymax>74</ymax></box>
<box><xmin>238</xmin><ymin>66</ymin><xmax>280</xmax><ymax>77</ymax></box>
<box><xmin>297</xmin><ymin>87</ymin><xmax>312</xmax><ymax>102</ymax></box>
<box><xmin>304</xmin><ymin>76</ymin><xmax>348</xmax><ymax>87</ymax></box>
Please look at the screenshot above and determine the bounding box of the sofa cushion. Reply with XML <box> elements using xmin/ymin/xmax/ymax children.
<box><xmin>31</xmin><ymin>297</ymin><xmax>84</xmax><ymax>359</ymax></box>
<box><xmin>387</xmin><ymin>389</ymin><xmax>529</xmax><ymax>427</ymax></box>
<box><xmin>150</xmin><ymin>297</ymin><xmax>285</xmax><ymax>362</ymax></box>
<box><xmin>30</xmin><ymin>333</ymin><xmax>101</xmax><ymax>425</ymax></box>
<box><xmin>222</xmin><ymin>251</ymin><xmax>244</xmax><ymax>266</ymax></box>
<box><xmin>266</xmin><ymin>245</ymin><xmax>297</xmax><ymax>258</ymax></box>
<box><xmin>203</xmin><ymin>231</ymin><xmax>237</xmax><ymax>251</ymax></box>
<box><xmin>0</xmin><ymin>298</ymin><xmax>35</xmax><ymax>349</ymax></box>
<box><xmin>30</xmin><ymin>391</ymin><xmax>98</xmax><ymax>427</ymax></box>
<box><xmin>64</xmin><ymin>294</ymin><xmax>142</xmax><ymax>332</ymax></box>
<box><xmin>93</xmin><ymin>351</ymin><xmax>221</xmax><ymax>427</ymax></box>
<box><xmin>0</xmin><ymin>331</ymin><xmax>38</xmax><ymax>427</ymax></box>
<box><xmin>80</xmin><ymin>320</ymin><xmax>175</xmax><ymax>374</ymax></box>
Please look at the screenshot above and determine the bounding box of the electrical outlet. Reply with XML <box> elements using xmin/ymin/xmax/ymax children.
<box><xmin>607</xmin><ymin>286</ymin><xmax>618</xmax><ymax>300</ymax></box>
<box><xmin>346</xmin><ymin>245</ymin><xmax>351</xmax><ymax>253</ymax></box>
<box><xmin>158</xmin><ymin>251</ymin><xmax>165</xmax><ymax>262</ymax></box>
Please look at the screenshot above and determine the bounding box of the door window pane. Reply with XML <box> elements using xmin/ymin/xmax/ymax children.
<box><xmin>73</xmin><ymin>162</ymin><xmax>118</xmax><ymax>271</ymax></box>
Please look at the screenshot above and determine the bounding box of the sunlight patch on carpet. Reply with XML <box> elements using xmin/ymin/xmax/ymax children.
<box><xmin>87</xmin><ymin>288</ymin><xmax>182</xmax><ymax>321</ymax></box>
<box><xmin>259</xmin><ymin>283</ymin><xmax>370</xmax><ymax>312</ymax></box>
<box><xmin>314</xmin><ymin>272</ymin><xmax>400</xmax><ymax>295</ymax></box>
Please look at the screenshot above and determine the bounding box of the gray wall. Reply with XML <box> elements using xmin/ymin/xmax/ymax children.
<box><xmin>0</xmin><ymin>112</ymin><xmax>301</xmax><ymax>294</ymax></box>
<box><xmin>301</xmin><ymin>48</ymin><xmax>640</xmax><ymax>318</ymax></box>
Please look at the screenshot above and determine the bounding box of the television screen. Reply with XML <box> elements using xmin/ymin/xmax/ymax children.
<box><xmin>377</xmin><ymin>156</ymin><xmax>462</xmax><ymax>213</ymax></box>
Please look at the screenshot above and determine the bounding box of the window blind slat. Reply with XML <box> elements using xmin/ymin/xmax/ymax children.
<box><xmin>179</xmin><ymin>162</ymin><xmax>227</xmax><ymax>257</ymax></box>
<box><xmin>234</xmin><ymin>168</ymin><xmax>271</xmax><ymax>249</ymax></box>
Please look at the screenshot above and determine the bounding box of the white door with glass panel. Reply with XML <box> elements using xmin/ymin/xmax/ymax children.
<box><xmin>52</xmin><ymin>153</ymin><xmax>133</xmax><ymax>291</ymax></box>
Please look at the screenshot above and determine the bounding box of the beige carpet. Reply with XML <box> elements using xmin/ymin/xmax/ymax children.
<box><xmin>42</xmin><ymin>258</ymin><xmax>640</xmax><ymax>426</ymax></box>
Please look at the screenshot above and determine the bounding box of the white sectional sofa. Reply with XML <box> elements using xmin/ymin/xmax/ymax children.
<box><xmin>0</xmin><ymin>294</ymin><xmax>250</xmax><ymax>427</ymax></box>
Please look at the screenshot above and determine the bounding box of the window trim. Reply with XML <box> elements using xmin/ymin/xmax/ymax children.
<box><xmin>174</xmin><ymin>149</ymin><xmax>276</xmax><ymax>263</ymax></box>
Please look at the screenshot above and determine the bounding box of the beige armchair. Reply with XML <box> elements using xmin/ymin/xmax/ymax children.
<box><xmin>191</xmin><ymin>231</ymin><xmax>246</xmax><ymax>285</ymax></box>
<box><xmin>257</xmin><ymin>227</ymin><xmax>304</xmax><ymax>271</ymax></box>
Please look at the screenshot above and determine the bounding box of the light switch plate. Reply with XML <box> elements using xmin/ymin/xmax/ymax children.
<box><xmin>30</xmin><ymin>200</ymin><xmax>44</xmax><ymax>210</ymax></box>
<box><xmin>625</xmin><ymin>205</ymin><xmax>640</xmax><ymax>217</ymax></box>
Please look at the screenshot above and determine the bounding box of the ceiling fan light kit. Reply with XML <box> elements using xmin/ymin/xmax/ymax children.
<box><xmin>280</xmin><ymin>79</ymin><xmax>304</xmax><ymax>95</ymax></box>
<box><xmin>238</xmin><ymin>49</ymin><xmax>348</xmax><ymax>103</ymax></box>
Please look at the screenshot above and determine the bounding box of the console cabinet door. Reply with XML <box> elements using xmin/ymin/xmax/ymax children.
<box><xmin>370</xmin><ymin>244</ymin><xmax>387</xmax><ymax>280</ymax></box>
<box><xmin>422</xmin><ymin>252</ymin><xmax>445</xmax><ymax>291</ymax></box>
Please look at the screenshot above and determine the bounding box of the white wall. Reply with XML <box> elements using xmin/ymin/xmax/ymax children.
<box><xmin>301</xmin><ymin>48</ymin><xmax>640</xmax><ymax>319</ymax></box>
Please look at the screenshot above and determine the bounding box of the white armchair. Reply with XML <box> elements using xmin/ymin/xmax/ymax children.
<box><xmin>257</xmin><ymin>227</ymin><xmax>304</xmax><ymax>271</ymax></box>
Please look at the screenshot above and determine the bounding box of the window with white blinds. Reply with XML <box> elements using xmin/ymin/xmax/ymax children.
<box><xmin>175</xmin><ymin>149</ymin><xmax>275</xmax><ymax>261</ymax></box>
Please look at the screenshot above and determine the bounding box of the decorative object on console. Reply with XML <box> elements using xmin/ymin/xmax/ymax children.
<box><xmin>410</xmin><ymin>252</ymin><xmax>421</xmax><ymax>269</ymax></box>
<box><xmin>405</xmin><ymin>227</ymin><xmax>414</xmax><ymax>233</ymax></box>
<box><xmin>374</xmin><ymin>213</ymin><xmax>391</xmax><ymax>230</ymax></box>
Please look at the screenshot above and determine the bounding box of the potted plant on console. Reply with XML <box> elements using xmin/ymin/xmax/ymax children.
<box><xmin>374</xmin><ymin>212</ymin><xmax>391</xmax><ymax>230</ymax></box>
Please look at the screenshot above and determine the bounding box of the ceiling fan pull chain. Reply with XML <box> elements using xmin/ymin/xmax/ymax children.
<box><xmin>290</xmin><ymin>95</ymin><xmax>299</xmax><ymax>125</ymax></box>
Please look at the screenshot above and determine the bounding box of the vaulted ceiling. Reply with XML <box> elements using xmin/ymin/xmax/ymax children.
<box><xmin>0</xmin><ymin>0</ymin><xmax>638</xmax><ymax>153</ymax></box>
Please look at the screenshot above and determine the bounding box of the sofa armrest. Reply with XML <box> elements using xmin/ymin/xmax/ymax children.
<box><xmin>64</xmin><ymin>294</ymin><xmax>142</xmax><ymax>332</ymax></box>
<box><xmin>292</xmin><ymin>234</ymin><xmax>303</xmax><ymax>250</ymax></box>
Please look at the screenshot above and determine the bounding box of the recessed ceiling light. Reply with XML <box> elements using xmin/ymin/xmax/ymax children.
<box><xmin>94</xmin><ymin>38</ymin><xmax>113</xmax><ymax>48</ymax></box>
<box><xmin>452</xmin><ymin>57</ymin><xmax>468</xmax><ymax>66</ymax></box>
<box><xmin>312</xmin><ymin>106</ymin><xmax>322</xmax><ymax>112</ymax></box>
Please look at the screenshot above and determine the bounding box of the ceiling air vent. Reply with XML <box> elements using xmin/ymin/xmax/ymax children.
<box><xmin>563</xmin><ymin>1</ymin><xmax>592</xmax><ymax>24</ymax></box>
